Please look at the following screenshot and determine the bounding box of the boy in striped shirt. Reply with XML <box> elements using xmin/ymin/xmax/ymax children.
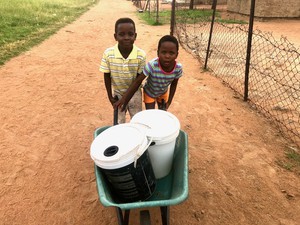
<box><xmin>115</xmin><ymin>35</ymin><xmax>183</xmax><ymax>111</ymax></box>
<box><xmin>100</xmin><ymin>18</ymin><xmax>146</xmax><ymax>123</ymax></box>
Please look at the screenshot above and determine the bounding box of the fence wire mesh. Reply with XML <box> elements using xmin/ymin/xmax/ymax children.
<box><xmin>133</xmin><ymin>1</ymin><xmax>300</xmax><ymax>147</ymax></box>
<box><xmin>133</xmin><ymin>0</ymin><xmax>174</xmax><ymax>24</ymax></box>
<box><xmin>175</xmin><ymin>4</ymin><xmax>300</xmax><ymax>147</ymax></box>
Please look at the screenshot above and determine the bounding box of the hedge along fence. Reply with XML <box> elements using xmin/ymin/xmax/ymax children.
<box><xmin>173</xmin><ymin>1</ymin><xmax>300</xmax><ymax>147</ymax></box>
<box><xmin>133</xmin><ymin>0</ymin><xmax>300</xmax><ymax>147</ymax></box>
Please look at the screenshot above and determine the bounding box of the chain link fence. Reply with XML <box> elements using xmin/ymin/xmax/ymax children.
<box><xmin>133</xmin><ymin>0</ymin><xmax>174</xmax><ymax>24</ymax></box>
<box><xmin>175</xmin><ymin>3</ymin><xmax>300</xmax><ymax>147</ymax></box>
<box><xmin>133</xmin><ymin>1</ymin><xmax>300</xmax><ymax>147</ymax></box>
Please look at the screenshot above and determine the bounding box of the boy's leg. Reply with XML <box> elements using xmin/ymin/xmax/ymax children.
<box><xmin>128</xmin><ymin>89</ymin><xmax>142</xmax><ymax>119</ymax></box>
<box><xmin>143</xmin><ymin>91</ymin><xmax>156</xmax><ymax>109</ymax></box>
<box><xmin>117</xmin><ymin>109</ymin><xmax>126</xmax><ymax>124</ymax></box>
<box><xmin>145</xmin><ymin>102</ymin><xmax>155</xmax><ymax>109</ymax></box>
<box><xmin>115</xmin><ymin>93</ymin><xmax>126</xmax><ymax>124</ymax></box>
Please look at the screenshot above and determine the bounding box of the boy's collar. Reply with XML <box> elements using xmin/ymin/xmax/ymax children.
<box><xmin>114</xmin><ymin>44</ymin><xmax>138</xmax><ymax>59</ymax></box>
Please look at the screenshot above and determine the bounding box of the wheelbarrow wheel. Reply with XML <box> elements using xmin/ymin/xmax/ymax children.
<box><xmin>140</xmin><ymin>210</ymin><xmax>151</xmax><ymax>225</ymax></box>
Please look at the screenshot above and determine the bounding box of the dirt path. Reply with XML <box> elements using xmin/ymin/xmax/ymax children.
<box><xmin>0</xmin><ymin>0</ymin><xmax>300</xmax><ymax>224</ymax></box>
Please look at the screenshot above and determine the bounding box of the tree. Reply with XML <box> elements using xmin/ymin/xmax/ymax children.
<box><xmin>189</xmin><ymin>0</ymin><xmax>195</xmax><ymax>9</ymax></box>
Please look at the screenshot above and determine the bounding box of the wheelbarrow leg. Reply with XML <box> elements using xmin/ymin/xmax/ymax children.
<box><xmin>116</xmin><ymin>207</ymin><xmax>130</xmax><ymax>225</ymax></box>
<box><xmin>140</xmin><ymin>210</ymin><xmax>151</xmax><ymax>225</ymax></box>
<box><xmin>160</xmin><ymin>206</ymin><xmax>169</xmax><ymax>225</ymax></box>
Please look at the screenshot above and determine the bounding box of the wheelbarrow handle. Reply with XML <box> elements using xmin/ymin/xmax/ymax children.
<box><xmin>113</xmin><ymin>96</ymin><xmax>118</xmax><ymax>125</ymax></box>
<box><xmin>161</xmin><ymin>99</ymin><xmax>167</xmax><ymax>111</ymax></box>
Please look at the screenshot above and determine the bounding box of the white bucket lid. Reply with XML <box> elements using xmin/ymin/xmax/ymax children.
<box><xmin>90</xmin><ymin>124</ymin><xmax>149</xmax><ymax>169</ymax></box>
<box><xmin>130</xmin><ymin>109</ymin><xmax>180</xmax><ymax>143</ymax></box>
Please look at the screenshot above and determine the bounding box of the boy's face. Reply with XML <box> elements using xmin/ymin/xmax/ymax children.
<box><xmin>114</xmin><ymin>23</ymin><xmax>136</xmax><ymax>49</ymax></box>
<box><xmin>158</xmin><ymin>41</ymin><xmax>178</xmax><ymax>71</ymax></box>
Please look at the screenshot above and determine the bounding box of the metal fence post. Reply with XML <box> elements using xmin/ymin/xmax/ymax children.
<box><xmin>244</xmin><ymin>0</ymin><xmax>256</xmax><ymax>101</ymax></box>
<box><xmin>204</xmin><ymin>0</ymin><xmax>218</xmax><ymax>69</ymax></box>
<box><xmin>170</xmin><ymin>0</ymin><xmax>176</xmax><ymax>36</ymax></box>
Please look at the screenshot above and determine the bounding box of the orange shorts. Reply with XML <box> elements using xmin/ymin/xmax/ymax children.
<box><xmin>143</xmin><ymin>91</ymin><xmax>168</xmax><ymax>104</ymax></box>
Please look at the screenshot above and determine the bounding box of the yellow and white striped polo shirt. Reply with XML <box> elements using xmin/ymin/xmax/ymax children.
<box><xmin>100</xmin><ymin>44</ymin><xmax>146</xmax><ymax>95</ymax></box>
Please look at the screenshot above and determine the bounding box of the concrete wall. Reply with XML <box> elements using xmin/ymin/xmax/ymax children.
<box><xmin>194</xmin><ymin>0</ymin><xmax>227</xmax><ymax>4</ymax></box>
<box><xmin>227</xmin><ymin>0</ymin><xmax>300</xmax><ymax>18</ymax></box>
<box><xmin>174</xmin><ymin>0</ymin><xmax>228</xmax><ymax>5</ymax></box>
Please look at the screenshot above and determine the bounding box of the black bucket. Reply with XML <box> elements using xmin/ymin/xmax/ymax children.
<box><xmin>90</xmin><ymin>124</ymin><xmax>156</xmax><ymax>203</ymax></box>
<box><xmin>101</xmin><ymin>150</ymin><xmax>155</xmax><ymax>202</ymax></box>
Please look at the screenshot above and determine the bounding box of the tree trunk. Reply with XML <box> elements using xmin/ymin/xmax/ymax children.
<box><xmin>189</xmin><ymin>0</ymin><xmax>194</xmax><ymax>10</ymax></box>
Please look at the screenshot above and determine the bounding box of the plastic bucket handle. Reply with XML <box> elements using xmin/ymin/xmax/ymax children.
<box><xmin>134</xmin><ymin>136</ymin><xmax>153</xmax><ymax>168</ymax></box>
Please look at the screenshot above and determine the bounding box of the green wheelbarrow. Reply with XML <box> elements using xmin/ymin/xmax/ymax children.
<box><xmin>93</xmin><ymin>126</ymin><xmax>189</xmax><ymax>225</ymax></box>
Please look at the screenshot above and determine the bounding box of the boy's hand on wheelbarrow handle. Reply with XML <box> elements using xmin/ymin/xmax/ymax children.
<box><xmin>113</xmin><ymin>97</ymin><xmax>128</xmax><ymax>112</ymax></box>
<box><xmin>109</xmin><ymin>95</ymin><xmax>119</xmax><ymax>106</ymax></box>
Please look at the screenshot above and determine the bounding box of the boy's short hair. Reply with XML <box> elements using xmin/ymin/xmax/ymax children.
<box><xmin>158</xmin><ymin>35</ymin><xmax>179</xmax><ymax>51</ymax></box>
<box><xmin>115</xmin><ymin>18</ymin><xmax>136</xmax><ymax>33</ymax></box>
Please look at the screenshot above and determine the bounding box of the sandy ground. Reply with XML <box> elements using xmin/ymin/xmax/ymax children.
<box><xmin>1</xmin><ymin>0</ymin><xmax>300</xmax><ymax>224</ymax></box>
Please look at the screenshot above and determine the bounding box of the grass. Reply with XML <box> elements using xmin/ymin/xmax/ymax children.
<box><xmin>0</xmin><ymin>0</ymin><xmax>99</xmax><ymax>65</ymax></box>
<box><xmin>1</xmin><ymin>3</ymin><xmax>247</xmax><ymax>65</ymax></box>
<box><xmin>137</xmin><ymin>9</ymin><xmax>247</xmax><ymax>26</ymax></box>
<box><xmin>277</xmin><ymin>146</ymin><xmax>300</xmax><ymax>175</ymax></box>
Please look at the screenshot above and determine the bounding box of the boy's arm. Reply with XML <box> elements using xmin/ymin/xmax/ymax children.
<box><xmin>115</xmin><ymin>73</ymin><xmax>146</xmax><ymax>111</ymax></box>
<box><xmin>167</xmin><ymin>78</ymin><xmax>179</xmax><ymax>109</ymax></box>
<box><xmin>104</xmin><ymin>73</ymin><xmax>116</xmax><ymax>106</ymax></box>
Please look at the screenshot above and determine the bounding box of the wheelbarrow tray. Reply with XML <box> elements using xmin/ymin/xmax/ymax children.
<box><xmin>94</xmin><ymin>126</ymin><xmax>188</xmax><ymax>211</ymax></box>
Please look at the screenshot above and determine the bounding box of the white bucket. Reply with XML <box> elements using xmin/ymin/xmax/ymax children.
<box><xmin>90</xmin><ymin>123</ymin><xmax>150</xmax><ymax>169</ymax></box>
<box><xmin>90</xmin><ymin>124</ymin><xmax>156</xmax><ymax>202</ymax></box>
<box><xmin>130</xmin><ymin>109</ymin><xmax>180</xmax><ymax>179</ymax></box>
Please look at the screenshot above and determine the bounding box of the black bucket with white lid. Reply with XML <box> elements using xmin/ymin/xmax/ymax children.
<box><xmin>90</xmin><ymin>123</ymin><xmax>156</xmax><ymax>203</ymax></box>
